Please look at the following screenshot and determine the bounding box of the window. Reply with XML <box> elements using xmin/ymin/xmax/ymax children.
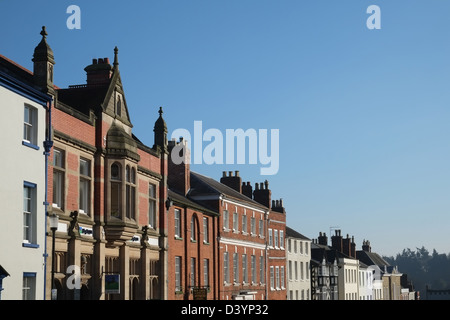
<box><xmin>300</xmin><ymin>241</ymin><xmax>303</xmax><ymax>254</ymax></box>
<box><xmin>270</xmin><ymin>266</ymin><xmax>274</xmax><ymax>289</ymax></box>
<box><xmin>242</xmin><ymin>254</ymin><xmax>248</xmax><ymax>283</ymax></box>
<box><xmin>116</xmin><ymin>96</ymin><xmax>122</xmax><ymax>117</ymax></box>
<box><xmin>251</xmin><ymin>217</ymin><xmax>256</xmax><ymax>234</ymax></box>
<box><xmin>125</xmin><ymin>166</ymin><xmax>136</xmax><ymax>220</ymax></box>
<box><xmin>305</xmin><ymin>242</ymin><xmax>309</xmax><ymax>255</ymax></box>
<box><xmin>23</xmin><ymin>105</ymin><xmax>38</xmax><ymax>147</ymax></box>
<box><xmin>203</xmin><ymin>259</ymin><xmax>209</xmax><ymax>287</ymax></box>
<box><xmin>294</xmin><ymin>240</ymin><xmax>297</xmax><ymax>253</ymax></box>
<box><xmin>190</xmin><ymin>216</ymin><xmax>196</xmax><ymax>241</ymax></box>
<box><xmin>22</xmin><ymin>273</ymin><xmax>36</xmax><ymax>300</ymax></box>
<box><xmin>251</xmin><ymin>255</ymin><xmax>256</xmax><ymax>283</ymax></box>
<box><xmin>276</xmin><ymin>266</ymin><xmax>280</xmax><ymax>289</ymax></box>
<box><xmin>174</xmin><ymin>209</ymin><xmax>181</xmax><ymax>238</ymax></box>
<box><xmin>268</xmin><ymin>229</ymin><xmax>273</xmax><ymax>247</ymax></box>
<box><xmin>281</xmin><ymin>266</ymin><xmax>285</xmax><ymax>288</ymax></box>
<box><xmin>233</xmin><ymin>212</ymin><xmax>238</xmax><ymax>231</ymax></box>
<box><xmin>203</xmin><ymin>217</ymin><xmax>209</xmax><ymax>243</ymax></box>
<box><xmin>23</xmin><ymin>182</ymin><xmax>37</xmax><ymax>244</ymax></box>
<box><xmin>274</xmin><ymin>230</ymin><xmax>278</xmax><ymax>248</ymax></box>
<box><xmin>175</xmin><ymin>256</ymin><xmax>182</xmax><ymax>292</ymax></box>
<box><xmin>289</xmin><ymin>260</ymin><xmax>292</xmax><ymax>280</ymax></box>
<box><xmin>190</xmin><ymin>258</ymin><xmax>196</xmax><ymax>287</ymax></box>
<box><xmin>223</xmin><ymin>210</ymin><xmax>229</xmax><ymax>230</ymax></box>
<box><xmin>52</xmin><ymin>149</ymin><xmax>64</xmax><ymax>209</ymax></box>
<box><xmin>280</xmin><ymin>230</ymin><xmax>284</xmax><ymax>249</ymax></box>
<box><xmin>224</xmin><ymin>252</ymin><xmax>230</xmax><ymax>283</ymax></box>
<box><xmin>149</xmin><ymin>183</ymin><xmax>157</xmax><ymax>229</ymax></box>
<box><xmin>295</xmin><ymin>261</ymin><xmax>298</xmax><ymax>280</ymax></box>
<box><xmin>79</xmin><ymin>158</ymin><xmax>91</xmax><ymax>215</ymax></box>
<box><xmin>259</xmin><ymin>219</ymin><xmax>263</xmax><ymax>236</ymax></box>
<box><xmin>242</xmin><ymin>215</ymin><xmax>247</xmax><ymax>234</ymax></box>
<box><xmin>233</xmin><ymin>253</ymin><xmax>239</xmax><ymax>283</ymax></box>
<box><xmin>306</xmin><ymin>262</ymin><xmax>309</xmax><ymax>279</ymax></box>
<box><xmin>301</xmin><ymin>262</ymin><xmax>304</xmax><ymax>280</ymax></box>
<box><xmin>259</xmin><ymin>256</ymin><xmax>265</xmax><ymax>284</ymax></box>
<box><xmin>111</xmin><ymin>163</ymin><xmax>122</xmax><ymax>219</ymax></box>
<box><xmin>288</xmin><ymin>239</ymin><xmax>291</xmax><ymax>252</ymax></box>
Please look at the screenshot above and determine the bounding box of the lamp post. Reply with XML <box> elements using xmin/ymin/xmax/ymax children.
<box><xmin>49</xmin><ymin>213</ymin><xmax>59</xmax><ymax>300</ymax></box>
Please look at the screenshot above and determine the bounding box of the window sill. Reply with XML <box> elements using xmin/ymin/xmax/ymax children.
<box><xmin>23</xmin><ymin>243</ymin><xmax>40</xmax><ymax>249</ymax></box>
<box><xmin>22</xmin><ymin>141</ymin><xmax>40</xmax><ymax>150</ymax></box>
<box><xmin>175</xmin><ymin>236</ymin><xmax>183</xmax><ymax>241</ymax></box>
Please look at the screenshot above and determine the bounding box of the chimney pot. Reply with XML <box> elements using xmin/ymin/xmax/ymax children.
<box><xmin>93</xmin><ymin>58</ymin><xmax>98</xmax><ymax>64</ymax></box>
<box><xmin>98</xmin><ymin>58</ymin><xmax>104</xmax><ymax>64</ymax></box>
<box><xmin>223</xmin><ymin>171</ymin><xmax>227</xmax><ymax>177</ymax></box>
<box><xmin>229</xmin><ymin>171</ymin><xmax>233</xmax><ymax>177</ymax></box>
<box><xmin>235</xmin><ymin>170</ymin><xmax>239</xmax><ymax>177</ymax></box>
<box><xmin>105</xmin><ymin>58</ymin><xmax>110</xmax><ymax>64</ymax></box>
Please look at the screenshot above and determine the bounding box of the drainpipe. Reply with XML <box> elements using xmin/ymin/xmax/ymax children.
<box><xmin>42</xmin><ymin>98</ymin><xmax>53</xmax><ymax>300</ymax></box>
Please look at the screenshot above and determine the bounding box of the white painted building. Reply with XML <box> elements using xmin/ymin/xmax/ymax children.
<box><xmin>286</xmin><ymin>226</ymin><xmax>311</xmax><ymax>300</ymax></box>
<box><xmin>338</xmin><ymin>256</ymin><xmax>359</xmax><ymax>300</ymax></box>
<box><xmin>0</xmin><ymin>53</ymin><xmax>52</xmax><ymax>300</ymax></box>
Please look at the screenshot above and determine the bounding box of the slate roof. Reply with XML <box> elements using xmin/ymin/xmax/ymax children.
<box><xmin>189</xmin><ymin>171</ymin><xmax>269</xmax><ymax>211</ymax></box>
<box><xmin>168</xmin><ymin>189</ymin><xmax>218</xmax><ymax>216</ymax></box>
<box><xmin>356</xmin><ymin>250</ymin><xmax>391</xmax><ymax>269</ymax></box>
<box><xmin>286</xmin><ymin>226</ymin><xmax>311</xmax><ymax>240</ymax></box>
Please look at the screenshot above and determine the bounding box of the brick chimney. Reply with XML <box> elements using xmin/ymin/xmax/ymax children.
<box><xmin>253</xmin><ymin>180</ymin><xmax>271</xmax><ymax>209</ymax></box>
<box><xmin>84</xmin><ymin>57</ymin><xmax>113</xmax><ymax>86</ymax></box>
<box><xmin>342</xmin><ymin>234</ymin><xmax>352</xmax><ymax>257</ymax></box>
<box><xmin>220</xmin><ymin>171</ymin><xmax>242</xmax><ymax>193</ymax></box>
<box><xmin>331</xmin><ymin>229</ymin><xmax>343</xmax><ymax>253</ymax></box>
<box><xmin>168</xmin><ymin>137</ymin><xmax>190</xmax><ymax>195</ymax></box>
<box><xmin>362</xmin><ymin>240</ymin><xmax>371</xmax><ymax>252</ymax></box>
<box><xmin>318</xmin><ymin>232</ymin><xmax>328</xmax><ymax>246</ymax></box>
<box><xmin>271</xmin><ymin>199</ymin><xmax>285</xmax><ymax>214</ymax></box>
<box><xmin>242</xmin><ymin>181</ymin><xmax>253</xmax><ymax>199</ymax></box>
<box><xmin>351</xmin><ymin>236</ymin><xmax>356</xmax><ymax>258</ymax></box>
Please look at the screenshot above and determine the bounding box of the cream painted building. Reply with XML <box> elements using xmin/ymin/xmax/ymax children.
<box><xmin>286</xmin><ymin>226</ymin><xmax>311</xmax><ymax>300</ymax></box>
<box><xmin>0</xmin><ymin>53</ymin><xmax>52</xmax><ymax>300</ymax></box>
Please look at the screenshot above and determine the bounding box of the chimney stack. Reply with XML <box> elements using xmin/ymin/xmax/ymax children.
<box><xmin>331</xmin><ymin>229</ymin><xmax>343</xmax><ymax>253</ymax></box>
<box><xmin>362</xmin><ymin>240</ymin><xmax>372</xmax><ymax>252</ymax></box>
<box><xmin>318</xmin><ymin>232</ymin><xmax>328</xmax><ymax>246</ymax></box>
<box><xmin>168</xmin><ymin>137</ymin><xmax>191</xmax><ymax>195</ymax></box>
<box><xmin>84</xmin><ymin>53</ymin><xmax>113</xmax><ymax>86</ymax></box>
<box><xmin>242</xmin><ymin>181</ymin><xmax>253</xmax><ymax>199</ymax></box>
<box><xmin>220</xmin><ymin>170</ymin><xmax>242</xmax><ymax>193</ymax></box>
<box><xmin>253</xmin><ymin>180</ymin><xmax>271</xmax><ymax>209</ymax></box>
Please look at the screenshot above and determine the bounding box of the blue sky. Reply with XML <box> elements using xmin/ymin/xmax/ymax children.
<box><xmin>2</xmin><ymin>0</ymin><xmax>450</xmax><ymax>257</ymax></box>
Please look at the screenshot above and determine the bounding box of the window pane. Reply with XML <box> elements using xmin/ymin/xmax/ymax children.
<box><xmin>111</xmin><ymin>182</ymin><xmax>121</xmax><ymax>218</ymax></box>
<box><xmin>80</xmin><ymin>158</ymin><xmax>90</xmax><ymax>176</ymax></box>
<box><xmin>80</xmin><ymin>178</ymin><xmax>90</xmax><ymax>214</ymax></box>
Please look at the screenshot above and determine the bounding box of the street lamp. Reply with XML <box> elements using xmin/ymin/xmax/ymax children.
<box><xmin>49</xmin><ymin>213</ymin><xmax>59</xmax><ymax>300</ymax></box>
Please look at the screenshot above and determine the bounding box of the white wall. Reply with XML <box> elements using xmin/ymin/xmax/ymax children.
<box><xmin>286</xmin><ymin>237</ymin><xmax>311</xmax><ymax>300</ymax></box>
<box><xmin>0</xmin><ymin>85</ymin><xmax>47</xmax><ymax>300</ymax></box>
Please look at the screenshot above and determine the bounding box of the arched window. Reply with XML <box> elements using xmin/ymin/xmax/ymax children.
<box><xmin>126</xmin><ymin>166</ymin><xmax>136</xmax><ymax>220</ymax></box>
<box><xmin>191</xmin><ymin>216</ymin><xmax>197</xmax><ymax>241</ymax></box>
<box><xmin>111</xmin><ymin>163</ymin><xmax>122</xmax><ymax>218</ymax></box>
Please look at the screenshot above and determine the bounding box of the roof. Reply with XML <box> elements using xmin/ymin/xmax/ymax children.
<box><xmin>356</xmin><ymin>250</ymin><xmax>391</xmax><ymax>269</ymax></box>
<box><xmin>189</xmin><ymin>171</ymin><xmax>268</xmax><ymax>211</ymax></box>
<box><xmin>286</xmin><ymin>226</ymin><xmax>311</xmax><ymax>240</ymax></box>
<box><xmin>168</xmin><ymin>189</ymin><xmax>219</xmax><ymax>216</ymax></box>
<box><xmin>57</xmin><ymin>84</ymin><xmax>109</xmax><ymax>116</ymax></box>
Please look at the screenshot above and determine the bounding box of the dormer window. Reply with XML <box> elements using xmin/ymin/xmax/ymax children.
<box><xmin>116</xmin><ymin>95</ymin><xmax>122</xmax><ymax>117</ymax></box>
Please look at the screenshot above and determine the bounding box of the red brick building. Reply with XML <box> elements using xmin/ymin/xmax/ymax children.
<box><xmin>43</xmin><ymin>32</ymin><xmax>168</xmax><ymax>299</ymax></box>
<box><xmin>166</xmin><ymin>138</ymin><xmax>219</xmax><ymax>300</ymax></box>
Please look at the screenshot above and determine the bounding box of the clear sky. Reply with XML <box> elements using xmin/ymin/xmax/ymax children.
<box><xmin>2</xmin><ymin>0</ymin><xmax>450</xmax><ymax>257</ymax></box>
